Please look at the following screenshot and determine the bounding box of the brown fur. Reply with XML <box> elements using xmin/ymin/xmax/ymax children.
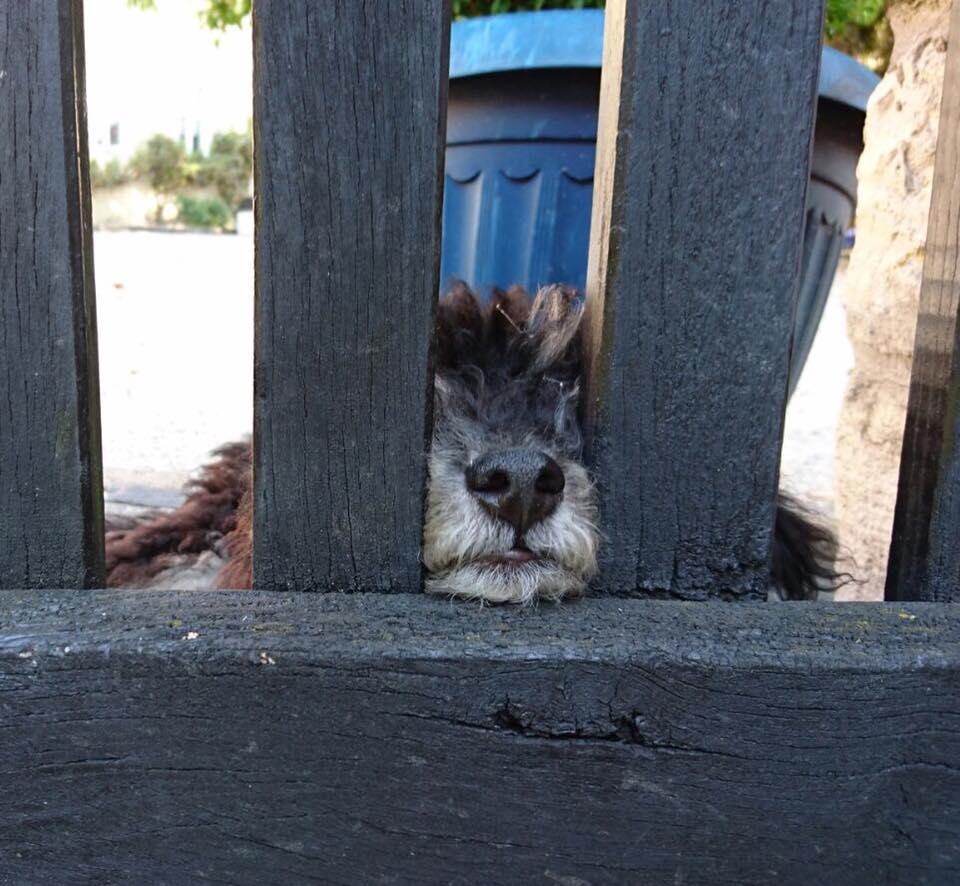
<box><xmin>105</xmin><ymin>441</ymin><xmax>250</xmax><ymax>587</ymax></box>
<box><xmin>435</xmin><ymin>282</ymin><xmax>536</xmax><ymax>373</ymax></box>
<box><xmin>218</xmin><ymin>485</ymin><xmax>252</xmax><ymax>588</ymax></box>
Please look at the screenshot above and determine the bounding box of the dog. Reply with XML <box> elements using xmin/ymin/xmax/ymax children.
<box><xmin>105</xmin><ymin>284</ymin><xmax>840</xmax><ymax>601</ymax></box>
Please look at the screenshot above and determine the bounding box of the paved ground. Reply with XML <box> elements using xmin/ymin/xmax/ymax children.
<box><xmin>97</xmin><ymin>231</ymin><xmax>253</xmax><ymax>509</ymax></box>
<box><xmin>97</xmin><ymin>229</ymin><xmax>853</xmax><ymax>565</ymax></box>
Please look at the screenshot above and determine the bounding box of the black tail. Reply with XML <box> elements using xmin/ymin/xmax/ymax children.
<box><xmin>772</xmin><ymin>495</ymin><xmax>849</xmax><ymax>600</ymax></box>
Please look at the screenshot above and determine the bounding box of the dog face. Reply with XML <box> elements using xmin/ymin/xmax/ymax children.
<box><xmin>422</xmin><ymin>284</ymin><xmax>599</xmax><ymax>604</ymax></box>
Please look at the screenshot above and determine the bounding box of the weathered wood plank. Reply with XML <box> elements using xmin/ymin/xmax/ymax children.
<box><xmin>886</xmin><ymin>0</ymin><xmax>960</xmax><ymax>603</ymax></box>
<box><xmin>252</xmin><ymin>2</ymin><xmax>449</xmax><ymax>591</ymax></box>
<box><xmin>0</xmin><ymin>590</ymin><xmax>957</xmax><ymax>884</ymax></box>
<box><xmin>0</xmin><ymin>0</ymin><xmax>104</xmax><ymax>589</ymax></box>
<box><xmin>583</xmin><ymin>0</ymin><xmax>825</xmax><ymax>598</ymax></box>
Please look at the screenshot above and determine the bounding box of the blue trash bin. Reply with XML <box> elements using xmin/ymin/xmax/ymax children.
<box><xmin>442</xmin><ymin>10</ymin><xmax>880</xmax><ymax>392</ymax></box>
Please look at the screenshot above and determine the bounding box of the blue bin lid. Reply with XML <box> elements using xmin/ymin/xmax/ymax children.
<box><xmin>450</xmin><ymin>10</ymin><xmax>880</xmax><ymax>113</ymax></box>
<box><xmin>819</xmin><ymin>45</ymin><xmax>881</xmax><ymax>112</ymax></box>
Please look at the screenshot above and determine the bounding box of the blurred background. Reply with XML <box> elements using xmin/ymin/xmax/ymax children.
<box><xmin>87</xmin><ymin>0</ymin><xmax>254</xmax><ymax>517</ymax></box>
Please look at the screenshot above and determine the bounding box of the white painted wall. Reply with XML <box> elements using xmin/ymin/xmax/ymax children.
<box><xmin>83</xmin><ymin>0</ymin><xmax>252</xmax><ymax>163</ymax></box>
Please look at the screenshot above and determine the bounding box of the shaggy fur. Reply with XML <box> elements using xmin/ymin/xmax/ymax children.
<box><xmin>423</xmin><ymin>284</ymin><xmax>598</xmax><ymax>602</ymax></box>
<box><xmin>105</xmin><ymin>284</ymin><xmax>840</xmax><ymax>601</ymax></box>
<box><xmin>105</xmin><ymin>441</ymin><xmax>249</xmax><ymax>587</ymax></box>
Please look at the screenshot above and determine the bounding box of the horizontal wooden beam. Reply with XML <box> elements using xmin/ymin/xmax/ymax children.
<box><xmin>0</xmin><ymin>590</ymin><xmax>957</xmax><ymax>883</ymax></box>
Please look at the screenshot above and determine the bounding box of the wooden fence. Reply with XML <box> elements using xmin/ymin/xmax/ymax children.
<box><xmin>0</xmin><ymin>1</ymin><xmax>958</xmax><ymax>882</ymax></box>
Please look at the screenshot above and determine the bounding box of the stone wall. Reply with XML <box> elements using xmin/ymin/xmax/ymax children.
<box><xmin>834</xmin><ymin>0</ymin><xmax>952</xmax><ymax>599</ymax></box>
<box><xmin>92</xmin><ymin>183</ymin><xmax>227</xmax><ymax>230</ymax></box>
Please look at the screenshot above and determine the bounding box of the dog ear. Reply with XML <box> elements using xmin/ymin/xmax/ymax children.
<box><xmin>436</xmin><ymin>283</ymin><xmax>533</xmax><ymax>374</ymax></box>
<box><xmin>486</xmin><ymin>285</ymin><xmax>532</xmax><ymax>361</ymax></box>
<box><xmin>436</xmin><ymin>282</ymin><xmax>582</xmax><ymax>382</ymax></box>
<box><xmin>526</xmin><ymin>285</ymin><xmax>584</xmax><ymax>375</ymax></box>
<box><xmin>435</xmin><ymin>281</ymin><xmax>484</xmax><ymax>372</ymax></box>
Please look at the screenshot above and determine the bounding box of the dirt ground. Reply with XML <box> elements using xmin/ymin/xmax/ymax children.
<box><xmin>96</xmin><ymin>230</ymin><xmax>855</xmax><ymax>579</ymax></box>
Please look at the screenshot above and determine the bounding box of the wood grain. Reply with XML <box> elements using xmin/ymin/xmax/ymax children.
<box><xmin>0</xmin><ymin>0</ymin><xmax>104</xmax><ymax>589</ymax></box>
<box><xmin>886</xmin><ymin>0</ymin><xmax>960</xmax><ymax>602</ymax></box>
<box><xmin>252</xmin><ymin>1</ymin><xmax>449</xmax><ymax>591</ymax></box>
<box><xmin>583</xmin><ymin>0</ymin><xmax>825</xmax><ymax>598</ymax></box>
<box><xmin>0</xmin><ymin>590</ymin><xmax>957</xmax><ymax>884</ymax></box>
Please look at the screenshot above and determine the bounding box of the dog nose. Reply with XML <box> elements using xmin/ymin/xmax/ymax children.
<box><xmin>465</xmin><ymin>448</ymin><xmax>565</xmax><ymax>536</ymax></box>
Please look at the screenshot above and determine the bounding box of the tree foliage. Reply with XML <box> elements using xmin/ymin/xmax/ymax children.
<box><xmin>93</xmin><ymin>129</ymin><xmax>252</xmax><ymax>228</ymax></box>
<box><xmin>824</xmin><ymin>0</ymin><xmax>891</xmax><ymax>71</ymax></box>
<box><xmin>129</xmin><ymin>134</ymin><xmax>186</xmax><ymax>196</ymax></box>
<box><xmin>176</xmin><ymin>194</ymin><xmax>231</xmax><ymax>229</ymax></box>
<box><xmin>89</xmin><ymin>157</ymin><xmax>132</xmax><ymax>189</ymax></box>
<box><xmin>824</xmin><ymin>0</ymin><xmax>886</xmax><ymax>37</ymax></box>
<box><xmin>201</xmin><ymin>130</ymin><xmax>253</xmax><ymax>209</ymax></box>
<box><xmin>127</xmin><ymin>0</ymin><xmax>249</xmax><ymax>30</ymax></box>
<box><xmin>127</xmin><ymin>134</ymin><xmax>186</xmax><ymax>222</ymax></box>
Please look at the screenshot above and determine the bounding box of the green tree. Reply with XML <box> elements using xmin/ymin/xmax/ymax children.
<box><xmin>202</xmin><ymin>130</ymin><xmax>253</xmax><ymax>210</ymax></box>
<box><xmin>127</xmin><ymin>0</ymin><xmax>250</xmax><ymax>31</ymax></box>
<box><xmin>824</xmin><ymin>0</ymin><xmax>891</xmax><ymax>71</ymax></box>
<box><xmin>89</xmin><ymin>157</ymin><xmax>132</xmax><ymax>189</ymax></box>
<box><xmin>129</xmin><ymin>134</ymin><xmax>186</xmax><ymax>221</ymax></box>
<box><xmin>176</xmin><ymin>194</ymin><xmax>231</xmax><ymax>229</ymax></box>
<box><xmin>824</xmin><ymin>0</ymin><xmax>886</xmax><ymax>37</ymax></box>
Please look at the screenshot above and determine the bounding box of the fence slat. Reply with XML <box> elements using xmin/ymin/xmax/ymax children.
<box><xmin>885</xmin><ymin>0</ymin><xmax>960</xmax><ymax>603</ymax></box>
<box><xmin>0</xmin><ymin>0</ymin><xmax>104</xmax><ymax>589</ymax></box>
<box><xmin>253</xmin><ymin>2</ymin><xmax>449</xmax><ymax>591</ymax></box>
<box><xmin>583</xmin><ymin>0</ymin><xmax>825</xmax><ymax>599</ymax></box>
